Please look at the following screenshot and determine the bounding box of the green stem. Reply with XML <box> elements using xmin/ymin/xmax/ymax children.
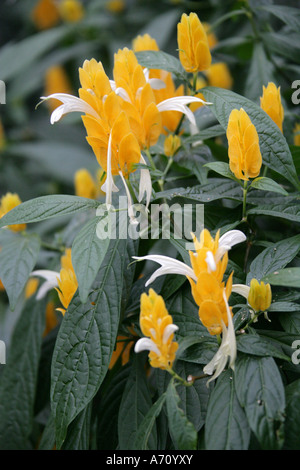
<box><xmin>242</xmin><ymin>180</ymin><xmax>248</xmax><ymax>221</ymax></box>
<box><xmin>144</xmin><ymin>147</ymin><xmax>156</xmax><ymax>172</ymax></box>
<box><xmin>168</xmin><ymin>368</ymin><xmax>194</xmax><ymax>387</ymax></box>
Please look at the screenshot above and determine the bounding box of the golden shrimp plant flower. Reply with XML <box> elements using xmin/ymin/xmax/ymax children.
<box><xmin>31</xmin><ymin>248</ymin><xmax>78</xmax><ymax>315</ymax></box>
<box><xmin>0</xmin><ymin>192</ymin><xmax>26</xmax><ymax>233</ymax></box>
<box><xmin>41</xmin><ymin>54</ymin><xmax>207</xmax><ymax>220</ymax></box>
<box><xmin>260</xmin><ymin>82</ymin><xmax>284</xmax><ymax>132</ymax></box>
<box><xmin>227</xmin><ymin>108</ymin><xmax>262</xmax><ymax>181</ymax></box>
<box><xmin>134</xmin><ymin>288</ymin><xmax>179</xmax><ymax>370</ymax></box>
<box><xmin>177</xmin><ymin>12</ymin><xmax>212</xmax><ymax>73</ymax></box>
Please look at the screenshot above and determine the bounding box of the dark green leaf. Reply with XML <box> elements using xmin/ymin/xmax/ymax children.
<box><xmin>166</xmin><ymin>380</ymin><xmax>197</xmax><ymax>450</ymax></box>
<box><xmin>247</xmin><ymin>234</ymin><xmax>300</xmax><ymax>283</ymax></box>
<box><xmin>235</xmin><ymin>355</ymin><xmax>285</xmax><ymax>449</ymax></box>
<box><xmin>0</xmin><ymin>233</ymin><xmax>41</xmax><ymax>310</ymax></box>
<box><xmin>262</xmin><ymin>32</ymin><xmax>300</xmax><ymax>64</ymax></box>
<box><xmin>135</xmin><ymin>50</ymin><xmax>186</xmax><ymax>80</ymax></box>
<box><xmin>50</xmin><ymin>237</ymin><xmax>128</xmax><ymax>449</ymax></box>
<box><xmin>0</xmin><ymin>195</ymin><xmax>99</xmax><ymax>228</ymax></box>
<box><xmin>118</xmin><ymin>354</ymin><xmax>157</xmax><ymax>450</ymax></box>
<box><xmin>250</xmin><ymin>177</ymin><xmax>288</xmax><ymax>196</ymax></box>
<box><xmin>263</xmin><ymin>268</ymin><xmax>300</xmax><ymax>288</ymax></box>
<box><xmin>201</xmin><ymin>87</ymin><xmax>300</xmax><ymax>189</ymax></box>
<box><xmin>236</xmin><ymin>333</ymin><xmax>290</xmax><ymax>361</ymax></box>
<box><xmin>205</xmin><ymin>370</ymin><xmax>250</xmax><ymax>450</ymax></box>
<box><xmin>259</xmin><ymin>5</ymin><xmax>300</xmax><ymax>32</ymax></box>
<box><xmin>61</xmin><ymin>403</ymin><xmax>92</xmax><ymax>450</ymax></box>
<box><xmin>133</xmin><ymin>392</ymin><xmax>167</xmax><ymax>450</ymax></box>
<box><xmin>204</xmin><ymin>161</ymin><xmax>238</xmax><ymax>181</ymax></box>
<box><xmin>0</xmin><ymin>297</ymin><xmax>46</xmax><ymax>449</ymax></box>
<box><xmin>72</xmin><ymin>216</ymin><xmax>110</xmax><ymax>303</ymax></box>
<box><xmin>244</xmin><ymin>42</ymin><xmax>275</xmax><ymax>101</ymax></box>
<box><xmin>247</xmin><ymin>204</ymin><xmax>300</xmax><ymax>223</ymax></box>
<box><xmin>284</xmin><ymin>379</ymin><xmax>300</xmax><ymax>450</ymax></box>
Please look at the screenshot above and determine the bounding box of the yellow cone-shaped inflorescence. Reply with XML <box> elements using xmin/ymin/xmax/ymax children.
<box><xmin>260</xmin><ymin>82</ymin><xmax>284</xmax><ymax>133</ymax></box>
<box><xmin>227</xmin><ymin>108</ymin><xmax>262</xmax><ymax>181</ymax></box>
<box><xmin>177</xmin><ymin>12</ymin><xmax>212</xmax><ymax>73</ymax></box>
<box><xmin>55</xmin><ymin>248</ymin><xmax>78</xmax><ymax>315</ymax></box>
<box><xmin>74</xmin><ymin>168</ymin><xmax>98</xmax><ymax>199</ymax></box>
<box><xmin>164</xmin><ymin>134</ymin><xmax>181</xmax><ymax>157</ymax></box>
<box><xmin>31</xmin><ymin>0</ymin><xmax>60</xmax><ymax>30</ymax></box>
<box><xmin>187</xmin><ymin>229</ymin><xmax>233</xmax><ymax>335</ymax></box>
<box><xmin>58</xmin><ymin>0</ymin><xmax>84</xmax><ymax>23</ymax></box>
<box><xmin>248</xmin><ymin>279</ymin><xmax>272</xmax><ymax>312</ymax></box>
<box><xmin>294</xmin><ymin>123</ymin><xmax>300</xmax><ymax>146</ymax></box>
<box><xmin>0</xmin><ymin>192</ymin><xmax>26</xmax><ymax>232</ymax></box>
<box><xmin>135</xmin><ymin>288</ymin><xmax>179</xmax><ymax>370</ymax></box>
<box><xmin>205</xmin><ymin>62</ymin><xmax>233</xmax><ymax>90</ymax></box>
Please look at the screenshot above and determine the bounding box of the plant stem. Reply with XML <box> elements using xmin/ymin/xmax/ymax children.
<box><xmin>242</xmin><ymin>180</ymin><xmax>248</xmax><ymax>221</ymax></box>
<box><xmin>168</xmin><ymin>368</ymin><xmax>194</xmax><ymax>387</ymax></box>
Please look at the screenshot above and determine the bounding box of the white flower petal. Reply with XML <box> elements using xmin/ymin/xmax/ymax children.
<box><xmin>134</xmin><ymin>337</ymin><xmax>161</xmax><ymax>356</ymax></box>
<box><xmin>138</xmin><ymin>154</ymin><xmax>152</xmax><ymax>208</ymax></box>
<box><xmin>219</xmin><ymin>230</ymin><xmax>246</xmax><ymax>250</ymax></box>
<box><xmin>115</xmin><ymin>87</ymin><xmax>131</xmax><ymax>103</ymax></box>
<box><xmin>101</xmin><ymin>132</ymin><xmax>119</xmax><ymax>205</ymax></box>
<box><xmin>40</xmin><ymin>93</ymin><xmax>100</xmax><ymax>124</ymax></box>
<box><xmin>132</xmin><ymin>254</ymin><xmax>196</xmax><ymax>286</ymax></box>
<box><xmin>119</xmin><ymin>171</ymin><xmax>139</xmax><ymax>225</ymax></box>
<box><xmin>231</xmin><ymin>284</ymin><xmax>250</xmax><ymax>299</ymax></box>
<box><xmin>205</xmin><ymin>251</ymin><xmax>216</xmax><ymax>272</ymax></box>
<box><xmin>31</xmin><ymin>269</ymin><xmax>60</xmax><ymax>300</ymax></box>
<box><xmin>148</xmin><ymin>78</ymin><xmax>166</xmax><ymax>90</ymax></box>
<box><xmin>163</xmin><ymin>324</ymin><xmax>179</xmax><ymax>344</ymax></box>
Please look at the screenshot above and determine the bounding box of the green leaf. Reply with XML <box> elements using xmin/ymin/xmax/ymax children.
<box><xmin>247</xmin><ymin>203</ymin><xmax>300</xmax><ymax>222</ymax></box>
<box><xmin>133</xmin><ymin>392</ymin><xmax>167</xmax><ymax>451</ymax></box>
<box><xmin>247</xmin><ymin>234</ymin><xmax>300</xmax><ymax>283</ymax></box>
<box><xmin>50</xmin><ymin>237</ymin><xmax>128</xmax><ymax>449</ymax></box>
<box><xmin>166</xmin><ymin>380</ymin><xmax>197</xmax><ymax>450</ymax></box>
<box><xmin>204</xmin><ymin>161</ymin><xmax>238</xmax><ymax>182</ymax></box>
<box><xmin>262</xmin><ymin>32</ymin><xmax>300</xmax><ymax>64</ymax></box>
<box><xmin>61</xmin><ymin>403</ymin><xmax>92</xmax><ymax>450</ymax></box>
<box><xmin>263</xmin><ymin>267</ymin><xmax>300</xmax><ymax>288</ymax></box>
<box><xmin>244</xmin><ymin>42</ymin><xmax>275</xmax><ymax>101</ymax></box>
<box><xmin>258</xmin><ymin>5</ymin><xmax>300</xmax><ymax>32</ymax></box>
<box><xmin>183</xmin><ymin>124</ymin><xmax>225</xmax><ymax>143</ymax></box>
<box><xmin>71</xmin><ymin>216</ymin><xmax>110</xmax><ymax>303</ymax></box>
<box><xmin>284</xmin><ymin>379</ymin><xmax>300</xmax><ymax>450</ymax></box>
<box><xmin>201</xmin><ymin>87</ymin><xmax>300</xmax><ymax>190</ymax></box>
<box><xmin>0</xmin><ymin>297</ymin><xmax>46</xmax><ymax>449</ymax></box>
<box><xmin>0</xmin><ymin>195</ymin><xmax>99</xmax><ymax>228</ymax></box>
<box><xmin>0</xmin><ymin>25</ymin><xmax>72</xmax><ymax>82</ymax></box>
<box><xmin>250</xmin><ymin>177</ymin><xmax>288</xmax><ymax>196</ymax></box>
<box><xmin>234</xmin><ymin>354</ymin><xmax>285</xmax><ymax>450</ymax></box>
<box><xmin>96</xmin><ymin>365</ymin><xmax>131</xmax><ymax>450</ymax></box>
<box><xmin>6</xmin><ymin>141</ymin><xmax>96</xmax><ymax>185</ymax></box>
<box><xmin>155</xmin><ymin>178</ymin><xmax>243</xmax><ymax>203</ymax></box>
<box><xmin>0</xmin><ymin>233</ymin><xmax>41</xmax><ymax>310</ymax></box>
<box><xmin>118</xmin><ymin>354</ymin><xmax>157</xmax><ymax>450</ymax></box>
<box><xmin>236</xmin><ymin>333</ymin><xmax>290</xmax><ymax>361</ymax></box>
<box><xmin>135</xmin><ymin>50</ymin><xmax>186</xmax><ymax>80</ymax></box>
<box><xmin>205</xmin><ymin>370</ymin><xmax>250</xmax><ymax>450</ymax></box>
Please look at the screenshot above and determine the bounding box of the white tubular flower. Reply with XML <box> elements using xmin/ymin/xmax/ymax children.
<box><xmin>203</xmin><ymin>289</ymin><xmax>237</xmax><ymax>385</ymax></box>
<box><xmin>138</xmin><ymin>154</ymin><xmax>152</xmax><ymax>208</ymax></box>
<box><xmin>132</xmin><ymin>254</ymin><xmax>197</xmax><ymax>286</ymax></box>
<box><xmin>157</xmin><ymin>96</ymin><xmax>211</xmax><ymax>127</ymax></box>
<box><xmin>40</xmin><ymin>93</ymin><xmax>100</xmax><ymax>124</ymax></box>
<box><xmin>30</xmin><ymin>269</ymin><xmax>60</xmax><ymax>300</ymax></box>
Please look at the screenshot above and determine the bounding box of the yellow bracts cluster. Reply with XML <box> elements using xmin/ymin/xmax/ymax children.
<box><xmin>260</xmin><ymin>82</ymin><xmax>284</xmax><ymax>132</ymax></box>
<box><xmin>55</xmin><ymin>248</ymin><xmax>78</xmax><ymax>315</ymax></box>
<box><xmin>0</xmin><ymin>192</ymin><xmax>26</xmax><ymax>232</ymax></box>
<box><xmin>74</xmin><ymin>168</ymin><xmax>98</xmax><ymax>199</ymax></box>
<box><xmin>32</xmin><ymin>0</ymin><xmax>84</xmax><ymax>30</ymax></box>
<box><xmin>227</xmin><ymin>108</ymin><xmax>262</xmax><ymax>181</ymax></box>
<box><xmin>248</xmin><ymin>279</ymin><xmax>272</xmax><ymax>312</ymax></box>
<box><xmin>44</xmin><ymin>65</ymin><xmax>73</xmax><ymax>113</ymax></box>
<box><xmin>177</xmin><ymin>12</ymin><xmax>212</xmax><ymax>73</ymax></box>
<box><xmin>135</xmin><ymin>289</ymin><xmax>179</xmax><ymax>370</ymax></box>
<box><xmin>188</xmin><ymin>230</ymin><xmax>233</xmax><ymax>335</ymax></box>
<box><xmin>164</xmin><ymin>134</ymin><xmax>181</xmax><ymax>157</ymax></box>
<box><xmin>132</xmin><ymin>34</ymin><xmax>185</xmax><ymax>135</ymax></box>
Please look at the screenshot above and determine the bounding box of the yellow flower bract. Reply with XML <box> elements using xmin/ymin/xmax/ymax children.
<box><xmin>164</xmin><ymin>134</ymin><xmax>181</xmax><ymax>157</ymax></box>
<box><xmin>227</xmin><ymin>108</ymin><xmax>262</xmax><ymax>181</ymax></box>
<box><xmin>55</xmin><ymin>248</ymin><xmax>78</xmax><ymax>315</ymax></box>
<box><xmin>140</xmin><ymin>289</ymin><xmax>178</xmax><ymax>370</ymax></box>
<box><xmin>0</xmin><ymin>192</ymin><xmax>26</xmax><ymax>232</ymax></box>
<box><xmin>58</xmin><ymin>0</ymin><xmax>84</xmax><ymax>23</ymax></box>
<box><xmin>177</xmin><ymin>12</ymin><xmax>212</xmax><ymax>73</ymax></box>
<box><xmin>260</xmin><ymin>82</ymin><xmax>284</xmax><ymax>132</ymax></box>
<box><xmin>248</xmin><ymin>279</ymin><xmax>272</xmax><ymax>312</ymax></box>
<box><xmin>74</xmin><ymin>169</ymin><xmax>98</xmax><ymax>199</ymax></box>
